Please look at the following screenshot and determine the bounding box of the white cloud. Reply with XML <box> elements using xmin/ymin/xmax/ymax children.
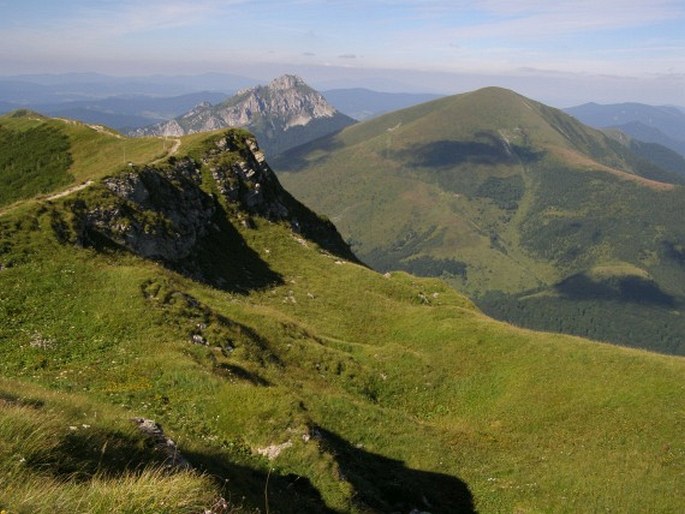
<box><xmin>426</xmin><ymin>1</ymin><xmax>681</xmax><ymax>40</ymax></box>
<box><xmin>71</xmin><ymin>1</ymin><xmax>233</xmax><ymax>36</ymax></box>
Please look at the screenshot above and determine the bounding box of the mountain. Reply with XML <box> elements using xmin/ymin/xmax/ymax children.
<box><xmin>1</xmin><ymin>111</ymin><xmax>684</xmax><ymax>513</ymax></box>
<box><xmin>607</xmin><ymin>120</ymin><xmax>685</xmax><ymax>158</ymax></box>
<box><xmin>275</xmin><ymin>87</ymin><xmax>685</xmax><ymax>355</ymax></box>
<box><xmin>603</xmin><ymin>128</ymin><xmax>685</xmax><ymax>179</ymax></box>
<box><xmin>565</xmin><ymin>102</ymin><xmax>685</xmax><ymax>157</ymax></box>
<box><xmin>133</xmin><ymin>75</ymin><xmax>356</xmax><ymax>156</ymax></box>
<box><xmin>322</xmin><ymin>88</ymin><xmax>443</xmax><ymax>120</ymax></box>
<box><xmin>0</xmin><ymin>72</ymin><xmax>254</xmax><ymax>104</ymax></box>
<box><xmin>19</xmin><ymin>91</ymin><xmax>232</xmax><ymax>131</ymax></box>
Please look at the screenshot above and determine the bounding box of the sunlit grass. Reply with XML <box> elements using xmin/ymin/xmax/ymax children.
<box><xmin>0</xmin><ymin>124</ymin><xmax>683</xmax><ymax>512</ymax></box>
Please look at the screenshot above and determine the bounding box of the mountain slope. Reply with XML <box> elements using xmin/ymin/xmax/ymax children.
<box><xmin>275</xmin><ymin>87</ymin><xmax>685</xmax><ymax>354</ymax></box>
<box><xmin>565</xmin><ymin>102</ymin><xmax>685</xmax><ymax>157</ymax></box>
<box><xmin>133</xmin><ymin>75</ymin><xmax>355</xmax><ymax>156</ymax></box>
<box><xmin>0</xmin><ymin>110</ymin><xmax>171</xmax><ymax>210</ymax></box>
<box><xmin>1</xmin><ymin>115</ymin><xmax>683</xmax><ymax>513</ymax></box>
<box><xmin>603</xmin><ymin>128</ymin><xmax>685</xmax><ymax>179</ymax></box>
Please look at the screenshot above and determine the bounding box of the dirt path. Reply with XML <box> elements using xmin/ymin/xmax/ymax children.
<box><xmin>0</xmin><ymin>137</ymin><xmax>182</xmax><ymax>218</ymax></box>
<box><xmin>152</xmin><ymin>137</ymin><xmax>181</xmax><ymax>165</ymax></box>
<box><xmin>44</xmin><ymin>180</ymin><xmax>94</xmax><ymax>201</ymax></box>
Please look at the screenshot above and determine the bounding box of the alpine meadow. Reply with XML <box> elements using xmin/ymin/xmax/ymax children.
<box><xmin>2</xmin><ymin>1</ymin><xmax>685</xmax><ymax>512</ymax></box>
<box><xmin>0</xmin><ymin>108</ymin><xmax>683</xmax><ymax>513</ymax></box>
<box><xmin>275</xmin><ymin>87</ymin><xmax>685</xmax><ymax>355</ymax></box>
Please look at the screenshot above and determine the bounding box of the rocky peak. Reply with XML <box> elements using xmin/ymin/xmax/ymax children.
<box><xmin>233</xmin><ymin>74</ymin><xmax>337</xmax><ymax>124</ymax></box>
<box><xmin>131</xmin><ymin>75</ymin><xmax>355</xmax><ymax>156</ymax></box>
<box><xmin>204</xmin><ymin>130</ymin><xmax>290</xmax><ymax>220</ymax></box>
<box><xmin>184</xmin><ymin>101</ymin><xmax>213</xmax><ymax>117</ymax></box>
<box><xmin>268</xmin><ymin>74</ymin><xmax>307</xmax><ymax>90</ymax></box>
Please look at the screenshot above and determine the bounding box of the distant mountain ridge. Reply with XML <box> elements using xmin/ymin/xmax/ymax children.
<box><xmin>603</xmin><ymin>128</ymin><xmax>685</xmax><ymax>179</ymax></box>
<box><xmin>322</xmin><ymin>88</ymin><xmax>443</xmax><ymax>120</ymax></box>
<box><xmin>26</xmin><ymin>92</ymin><xmax>231</xmax><ymax>131</ymax></box>
<box><xmin>132</xmin><ymin>75</ymin><xmax>355</xmax><ymax>156</ymax></box>
<box><xmin>564</xmin><ymin>102</ymin><xmax>685</xmax><ymax>157</ymax></box>
<box><xmin>0</xmin><ymin>72</ymin><xmax>255</xmax><ymax>103</ymax></box>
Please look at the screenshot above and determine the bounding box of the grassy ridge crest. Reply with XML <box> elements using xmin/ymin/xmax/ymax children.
<box><xmin>0</xmin><ymin>116</ymin><xmax>683</xmax><ymax>512</ymax></box>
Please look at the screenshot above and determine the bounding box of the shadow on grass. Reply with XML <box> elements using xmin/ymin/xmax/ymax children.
<box><xmin>396</xmin><ymin>132</ymin><xmax>543</xmax><ymax>169</ymax></box>
<box><xmin>25</xmin><ymin>421</ymin><xmax>336</xmax><ymax>512</ymax></box>
<box><xmin>555</xmin><ymin>273</ymin><xmax>676</xmax><ymax>307</ymax></box>
<box><xmin>213</xmin><ymin>362</ymin><xmax>272</xmax><ymax>386</ymax></box>
<box><xmin>315</xmin><ymin>427</ymin><xmax>476</xmax><ymax>514</ymax></box>
<box><xmin>662</xmin><ymin>240</ymin><xmax>685</xmax><ymax>267</ymax></box>
<box><xmin>184</xmin><ymin>448</ymin><xmax>340</xmax><ymax>514</ymax></box>
<box><xmin>270</xmin><ymin>132</ymin><xmax>346</xmax><ymax>173</ymax></box>
<box><xmin>21</xmin><ymin>412</ymin><xmax>475</xmax><ymax>512</ymax></box>
<box><xmin>0</xmin><ymin>390</ymin><xmax>45</xmax><ymax>409</ymax></box>
<box><xmin>25</xmin><ymin>426</ymin><xmax>167</xmax><ymax>481</ymax></box>
<box><xmin>174</xmin><ymin>204</ymin><xmax>284</xmax><ymax>294</ymax></box>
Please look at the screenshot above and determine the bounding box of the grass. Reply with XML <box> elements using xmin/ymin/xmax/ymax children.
<box><xmin>0</xmin><ymin>112</ymin><xmax>167</xmax><ymax>211</ymax></box>
<box><xmin>0</xmin><ymin>121</ymin><xmax>683</xmax><ymax>512</ymax></box>
<box><xmin>274</xmin><ymin>87</ymin><xmax>685</xmax><ymax>355</ymax></box>
<box><xmin>0</xmin><ymin>378</ymin><xmax>221</xmax><ymax>514</ymax></box>
<box><xmin>0</xmin><ymin>120</ymin><xmax>73</xmax><ymax>207</ymax></box>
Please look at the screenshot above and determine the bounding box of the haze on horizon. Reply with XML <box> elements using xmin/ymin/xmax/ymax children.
<box><xmin>1</xmin><ymin>0</ymin><xmax>684</xmax><ymax>107</ymax></box>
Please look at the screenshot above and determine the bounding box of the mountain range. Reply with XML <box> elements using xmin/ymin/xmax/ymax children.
<box><xmin>26</xmin><ymin>92</ymin><xmax>231</xmax><ymax>131</ymax></box>
<box><xmin>564</xmin><ymin>102</ymin><xmax>685</xmax><ymax>158</ymax></box>
<box><xmin>1</xmin><ymin>109</ymin><xmax>683</xmax><ymax>513</ymax></box>
<box><xmin>275</xmin><ymin>87</ymin><xmax>685</xmax><ymax>355</ymax></box>
<box><xmin>0</xmin><ymin>73</ymin><xmax>446</xmax><ymax>134</ymax></box>
<box><xmin>0</xmin><ymin>72</ymin><xmax>255</xmax><ymax>103</ymax></box>
<box><xmin>131</xmin><ymin>75</ymin><xmax>356</xmax><ymax>156</ymax></box>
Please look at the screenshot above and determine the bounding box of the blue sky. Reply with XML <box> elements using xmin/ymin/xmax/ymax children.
<box><xmin>1</xmin><ymin>0</ymin><xmax>684</xmax><ymax>105</ymax></box>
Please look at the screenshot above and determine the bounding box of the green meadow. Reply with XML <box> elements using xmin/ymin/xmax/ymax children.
<box><xmin>0</xmin><ymin>113</ymin><xmax>683</xmax><ymax>513</ymax></box>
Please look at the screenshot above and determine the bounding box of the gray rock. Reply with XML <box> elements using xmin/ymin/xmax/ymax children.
<box><xmin>82</xmin><ymin>158</ymin><xmax>215</xmax><ymax>261</ymax></box>
<box><xmin>130</xmin><ymin>74</ymin><xmax>354</xmax><ymax>156</ymax></box>
<box><xmin>132</xmin><ymin>417</ymin><xmax>191</xmax><ymax>471</ymax></box>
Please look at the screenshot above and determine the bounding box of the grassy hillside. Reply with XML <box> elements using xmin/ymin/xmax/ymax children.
<box><xmin>275</xmin><ymin>87</ymin><xmax>685</xmax><ymax>355</ymax></box>
<box><xmin>0</xmin><ymin>378</ymin><xmax>217</xmax><ymax>513</ymax></box>
<box><xmin>564</xmin><ymin>102</ymin><xmax>685</xmax><ymax>158</ymax></box>
<box><xmin>0</xmin><ymin>110</ymin><xmax>171</xmax><ymax>210</ymax></box>
<box><xmin>0</xmin><ymin>119</ymin><xmax>684</xmax><ymax>512</ymax></box>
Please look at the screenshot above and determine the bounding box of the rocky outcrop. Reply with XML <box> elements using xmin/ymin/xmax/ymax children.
<box><xmin>206</xmin><ymin>130</ymin><xmax>290</xmax><ymax>220</ymax></box>
<box><xmin>131</xmin><ymin>75</ymin><xmax>355</xmax><ymax>156</ymax></box>
<box><xmin>79</xmin><ymin>158</ymin><xmax>215</xmax><ymax>262</ymax></box>
<box><xmin>66</xmin><ymin>129</ymin><xmax>358</xmax><ymax>273</ymax></box>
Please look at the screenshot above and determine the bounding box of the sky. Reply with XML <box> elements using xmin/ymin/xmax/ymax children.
<box><xmin>1</xmin><ymin>0</ymin><xmax>684</xmax><ymax>106</ymax></box>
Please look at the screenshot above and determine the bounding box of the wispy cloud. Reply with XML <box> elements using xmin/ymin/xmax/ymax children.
<box><xmin>67</xmin><ymin>1</ymin><xmax>234</xmax><ymax>36</ymax></box>
<box><xmin>458</xmin><ymin>1</ymin><xmax>684</xmax><ymax>38</ymax></box>
<box><xmin>0</xmin><ymin>0</ymin><xmax>682</xmax><ymax>100</ymax></box>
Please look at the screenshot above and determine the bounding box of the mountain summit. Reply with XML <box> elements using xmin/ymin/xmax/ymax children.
<box><xmin>132</xmin><ymin>75</ymin><xmax>355</xmax><ymax>156</ymax></box>
<box><xmin>276</xmin><ymin>86</ymin><xmax>685</xmax><ymax>354</ymax></box>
